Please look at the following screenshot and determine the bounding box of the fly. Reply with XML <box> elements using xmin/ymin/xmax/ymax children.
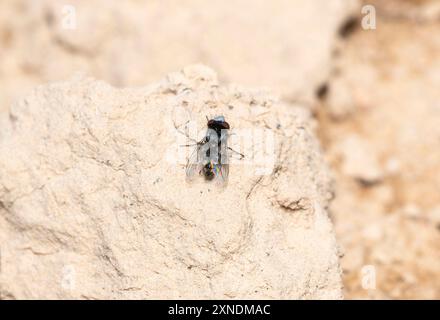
<box><xmin>185</xmin><ymin>115</ymin><xmax>243</xmax><ymax>185</ymax></box>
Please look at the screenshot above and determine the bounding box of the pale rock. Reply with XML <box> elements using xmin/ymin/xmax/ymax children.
<box><xmin>428</xmin><ymin>206</ymin><xmax>440</xmax><ymax>225</ymax></box>
<box><xmin>0</xmin><ymin>65</ymin><xmax>342</xmax><ymax>299</ymax></box>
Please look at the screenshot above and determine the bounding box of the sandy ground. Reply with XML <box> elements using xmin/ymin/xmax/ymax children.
<box><xmin>317</xmin><ymin>0</ymin><xmax>440</xmax><ymax>299</ymax></box>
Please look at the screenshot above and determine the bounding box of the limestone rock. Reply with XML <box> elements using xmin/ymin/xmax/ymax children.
<box><xmin>0</xmin><ymin>65</ymin><xmax>341</xmax><ymax>299</ymax></box>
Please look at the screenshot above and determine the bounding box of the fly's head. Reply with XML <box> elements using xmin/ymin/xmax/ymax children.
<box><xmin>207</xmin><ymin>115</ymin><xmax>230</xmax><ymax>131</ymax></box>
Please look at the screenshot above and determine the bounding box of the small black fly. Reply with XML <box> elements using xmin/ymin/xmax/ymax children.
<box><xmin>185</xmin><ymin>116</ymin><xmax>243</xmax><ymax>186</ymax></box>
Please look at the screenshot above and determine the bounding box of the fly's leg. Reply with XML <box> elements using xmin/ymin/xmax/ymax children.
<box><xmin>228</xmin><ymin>147</ymin><xmax>245</xmax><ymax>160</ymax></box>
<box><xmin>174</xmin><ymin>119</ymin><xmax>199</xmax><ymax>143</ymax></box>
<box><xmin>174</xmin><ymin>118</ymin><xmax>209</xmax><ymax>147</ymax></box>
<box><xmin>180</xmin><ymin>137</ymin><xmax>208</xmax><ymax>148</ymax></box>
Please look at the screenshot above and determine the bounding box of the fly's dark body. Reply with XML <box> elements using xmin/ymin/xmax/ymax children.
<box><xmin>186</xmin><ymin>116</ymin><xmax>231</xmax><ymax>185</ymax></box>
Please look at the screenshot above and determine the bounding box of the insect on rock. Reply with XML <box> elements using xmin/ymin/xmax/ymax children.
<box><xmin>185</xmin><ymin>115</ymin><xmax>244</xmax><ymax>186</ymax></box>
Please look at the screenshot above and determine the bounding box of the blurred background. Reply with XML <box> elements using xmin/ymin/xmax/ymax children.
<box><xmin>1</xmin><ymin>0</ymin><xmax>439</xmax><ymax>299</ymax></box>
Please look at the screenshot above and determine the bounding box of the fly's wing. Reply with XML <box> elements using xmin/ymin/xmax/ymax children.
<box><xmin>214</xmin><ymin>163</ymin><xmax>229</xmax><ymax>187</ymax></box>
<box><xmin>185</xmin><ymin>143</ymin><xmax>204</xmax><ymax>182</ymax></box>
<box><xmin>214</xmin><ymin>132</ymin><xmax>230</xmax><ymax>186</ymax></box>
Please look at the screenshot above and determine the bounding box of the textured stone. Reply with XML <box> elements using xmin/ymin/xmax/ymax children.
<box><xmin>0</xmin><ymin>65</ymin><xmax>341</xmax><ymax>299</ymax></box>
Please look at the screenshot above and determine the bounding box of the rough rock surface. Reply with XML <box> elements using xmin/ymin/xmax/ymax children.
<box><xmin>0</xmin><ymin>65</ymin><xmax>341</xmax><ymax>299</ymax></box>
<box><xmin>0</xmin><ymin>0</ymin><xmax>360</xmax><ymax>113</ymax></box>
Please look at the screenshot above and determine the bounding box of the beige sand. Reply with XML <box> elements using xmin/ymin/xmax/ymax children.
<box><xmin>318</xmin><ymin>0</ymin><xmax>440</xmax><ymax>298</ymax></box>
